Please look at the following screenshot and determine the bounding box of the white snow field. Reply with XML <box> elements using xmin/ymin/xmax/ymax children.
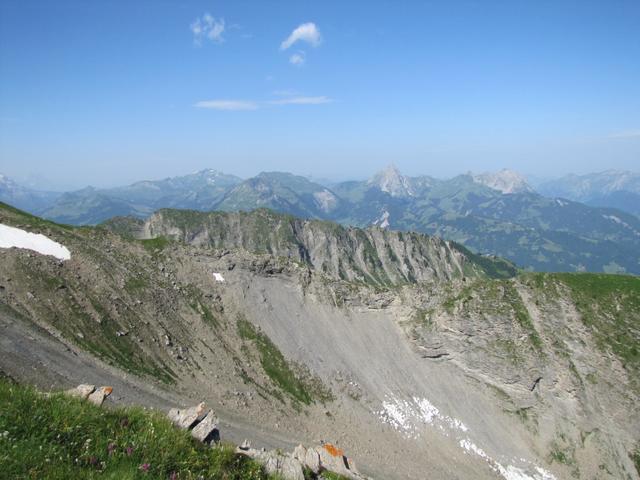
<box><xmin>0</xmin><ymin>224</ymin><xmax>71</xmax><ymax>261</ymax></box>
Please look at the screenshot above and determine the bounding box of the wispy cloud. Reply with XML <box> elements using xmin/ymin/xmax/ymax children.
<box><xmin>268</xmin><ymin>96</ymin><xmax>332</xmax><ymax>105</ymax></box>
<box><xmin>609</xmin><ymin>129</ymin><xmax>640</xmax><ymax>139</ymax></box>
<box><xmin>289</xmin><ymin>51</ymin><xmax>306</xmax><ymax>66</ymax></box>
<box><xmin>193</xmin><ymin>95</ymin><xmax>333</xmax><ymax>111</ymax></box>
<box><xmin>280</xmin><ymin>23</ymin><xmax>321</xmax><ymax>50</ymax></box>
<box><xmin>190</xmin><ymin>13</ymin><xmax>225</xmax><ymax>45</ymax></box>
<box><xmin>194</xmin><ymin>100</ymin><xmax>258</xmax><ymax>111</ymax></box>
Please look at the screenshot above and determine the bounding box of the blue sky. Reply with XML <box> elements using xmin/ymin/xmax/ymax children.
<box><xmin>1</xmin><ymin>0</ymin><xmax>639</xmax><ymax>189</ymax></box>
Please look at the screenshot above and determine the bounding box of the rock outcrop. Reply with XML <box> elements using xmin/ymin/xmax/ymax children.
<box><xmin>135</xmin><ymin>209</ymin><xmax>513</xmax><ymax>286</ymax></box>
<box><xmin>64</xmin><ymin>384</ymin><xmax>113</xmax><ymax>406</ymax></box>
<box><xmin>238</xmin><ymin>442</ymin><xmax>369</xmax><ymax>480</ymax></box>
<box><xmin>167</xmin><ymin>402</ymin><xmax>208</xmax><ymax>430</ymax></box>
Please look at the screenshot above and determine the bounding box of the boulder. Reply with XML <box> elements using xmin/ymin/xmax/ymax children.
<box><xmin>167</xmin><ymin>402</ymin><xmax>207</xmax><ymax>429</ymax></box>
<box><xmin>279</xmin><ymin>456</ymin><xmax>305</xmax><ymax>480</ymax></box>
<box><xmin>305</xmin><ymin>447</ymin><xmax>321</xmax><ymax>474</ymax></box>
<box><xmin>190</xmin><ymin>410</ymin><xmax>219</xmax><ymax>444</ymax></box>
<box><xmin>65</xmin><ymin>384</ymin><xmax>95</xmax><ymax>400</ymax></box>
<box><xmin>293</xmin><ymin>444</ymin><xmax>321</xmax><ymax>474</ymax></box>
<box><xmin>293</xmin><ymin>444</ymin><xmax>307</xmax><ymax>462</ymax></box>
<box><xmin>237</xmin><ymin>448</ymin><xmax>305</xmax><ymax>480</ymax></box>
<box><xmin>259</xmin><ymin>451</ymin><xmax>305</xmax><ymax>480</ymax></box>
<box><xmin>315</xmin><ymin>443</ymin><xmax>365</xmax><ymax>479</ymax></box>
<box><xmin>87</xmin><ymin>386</ymin><xmax>113</xmax><ymax>406</ymax></box>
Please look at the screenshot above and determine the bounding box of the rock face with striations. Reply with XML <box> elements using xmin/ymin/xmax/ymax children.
<box><xmin>129</xmin><ymin>209</ymin><xmax>514</xmax><ymax>287</ymax></box>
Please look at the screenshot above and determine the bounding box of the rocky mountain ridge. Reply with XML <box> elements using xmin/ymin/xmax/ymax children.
<box><xmin>0</xmin><ymin>202</ymin><xmax>638</xmax><ymax>480</ymax></box>
<box><xmin>104</xmin><ymin>208</ymin><xmax>515</xmax><ymax>287</ymax></box>
<box><xmin>3</xmin><ymin>166</ymin><xmax>639</xmax><ymax>274</ymax></box>
<box><xmin>473</xmin><ymin>168</ymin><xmax>534</xmax><ymax>194</ymax></box>
<box><xmin>537</xmin><ymin>170</ymin><xmax>640</xmax><ymax>217</ymax></box>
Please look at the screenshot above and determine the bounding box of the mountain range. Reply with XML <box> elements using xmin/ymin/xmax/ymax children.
<box><xmin>536</xmin><ymin>170</ymin><xmax>640</xmax><ymax>217</ymax></box>
<box><xmin>1</xmin><ymin>201</ymin><xmax>638</xmax><ymax>480</ymax></box>
<box><xmin>1</xmin><ymin>167</ymin><xmax>639</xmax><ymax>274</ymax></box>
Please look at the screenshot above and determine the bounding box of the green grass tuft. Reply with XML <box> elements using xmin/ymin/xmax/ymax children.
<box><xmin>237</xmin><ymin>319</ymin><xmax>331</xmax><ymax>406</ymax></box>
<box><xmin>139</xmin><ymin>236</ymin><xmax>171</xmax><ymax>252</ymax></box>
<box><xmin>630</xmin><ymin>446</ymin><xmax>640</xmax><ymax>476</ymax></box>
<box><xmin>0</xmin><ymin>379</ymin><xmax>271</xmax><ymax>479</ymax></box>
<box><xmin>555</xmin><ymin>273</ymin><xmax>640</xmax><ymax>380</ymax></box>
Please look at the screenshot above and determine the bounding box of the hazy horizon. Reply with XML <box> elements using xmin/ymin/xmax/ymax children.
<box><xmin>1</xmin><ymin>1</ymin><xmax>639</xmax><ymax>190</ymax></box>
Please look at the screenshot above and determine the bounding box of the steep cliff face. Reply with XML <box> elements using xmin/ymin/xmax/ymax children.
<box><xmin>132</xmin><ymin>208</ymin><xmax>516</xmax><ymax>287</ymax></box>
<box><xmin>404</xmin><ymin>274</ymin><xmax>640</xmax><ymax>480</ymax></box>
<box><xmin>1</xmin><ymin>202</ymin><xmax>639</xmax><ymax>480</ymax></box>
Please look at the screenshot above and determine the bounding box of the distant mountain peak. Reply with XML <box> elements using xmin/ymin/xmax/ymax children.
<box><xmin>368</xmin><ymin>164</ymin><xmax>415</xmax><ymax>197</ymax></box>
<box><xmin>472</xmin><ymin>169</ymin><xmax>533</xmax><ymax>194</ymax></box>
<box><xmin>195</xmin><ymin>168</ymin><xmax>223</xmax><ymax>176</ymax></box>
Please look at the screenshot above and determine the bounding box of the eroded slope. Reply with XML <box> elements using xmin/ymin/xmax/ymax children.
<box><xmin>1</xmin><ymin>203</ymin><xmax>638</xmax><ymax>480</ymax></box>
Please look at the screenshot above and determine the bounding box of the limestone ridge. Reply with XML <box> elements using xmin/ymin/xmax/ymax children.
<box><xmin>123</xmin><ymin>208</ymin><xmax>516</xmax><ymax>285</ymax></box>
<box><xmin>472</xmin><ymin>168</ymin><xmax>534</xmax><ymax>194</ymax></box>
<box><xmin>366</xmin><ymin>165</ymin><xmax>416</xmax><ymax>198</ymax></box>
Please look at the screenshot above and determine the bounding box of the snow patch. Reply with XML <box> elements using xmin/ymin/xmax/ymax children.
<box><xmin>377</xmin><ymin>393</ymin><xmax>556</xmax><ymax>480</ymax></box>
<box><xmin>377</xmin><ymin>394</ymin><xmax>468</xmax><ymax>439</ymax></box>
<box><xmin>603</xmin><ymin>215</ymin><xmax>640</xmax><ymax>236</ymax></box>
<box><xmin>373</xmin><ymin>210</ymin><xmax>390</xmax><ymax>229</ymax></box>
<box><xmin>458</xmin><ymin>438</ymin><xmax>557</xmax><ymax>480</ymax></box>
<box><xmin>0</xmin><ymin>224</ymin><xmax>70</xmax><ymax>261</ymax></box>
<box><xmin>212</xmin><ymin>272</ymin><xmax>225</xmax><ymax>282</ymax></box>
<box><xmin>604</xmin><ymin>214</ymin><xmax>624</xmax><ymax>224</ymax></box>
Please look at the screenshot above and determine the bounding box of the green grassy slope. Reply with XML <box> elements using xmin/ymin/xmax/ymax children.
<box><xmin>0</xmin><ymin>377</ymin><xmax>269</xmax><ymax>480</ymax></box>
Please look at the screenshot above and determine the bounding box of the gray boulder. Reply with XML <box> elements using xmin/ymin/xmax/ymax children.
<box><xmin>168</xmin><ymin>402</ymin><xmax>207</xmax><ymax>429</ymax></box>
<box><xmin>293</xmin><ymin>444</ymin><xmax>321</xmax><ymax>474</ymax></box>
<box><xmin>87</xmin><ymin>386</ymin><xmax>113</xmax><ymax>406</ymax></box>
<box><xmin>190</xmin><ymin>410</ymin><xmax>219</xmax><ymax>444</ymax></box>
<box><xmin>238</xmin><ymin>448</ymin><xmax>305</xmax><ymax>480</ymax></box>
<box><xmin>65</xmin><ymin>384</ymin><xmax>95</xmax><ymax>400</ymax></box>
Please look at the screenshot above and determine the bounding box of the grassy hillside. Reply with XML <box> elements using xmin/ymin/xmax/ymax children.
<box><xmin>0</xmin><ymin>377</ymin><xmax>269</xmax><ymax>480</ymax></box>
<box><xmin>552</xmin><ymin>273</ymin><xmax>640</xmax><ymax>381</ymax></box>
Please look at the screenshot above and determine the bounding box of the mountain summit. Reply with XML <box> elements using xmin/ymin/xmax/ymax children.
<box><xmin>472</xmin><ymin>169</ymin><xmax>533</xmax><ymax>194</ymax></box>
<box><xmin>537</xmin><ymin>170</ymin><xmax>640</xmax><ymax>217</ymax></box>
<box><xmin>367</xmin><ymin>165</ymin><xmax>415</xmax><ymax>197</ymax></box>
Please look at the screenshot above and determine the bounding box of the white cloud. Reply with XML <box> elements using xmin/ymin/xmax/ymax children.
<box><xmin>609</xmin><ymin>129</ymin><xmax>640</xmax><ymax>139</ymax></box>
<box><xmin>193</xmin><ymin>94</ymin><xmax>333</xmax><ymax>110</ymax></box>
<box><xmin>269</xmin><ymin>96</ymin><xmax>332</xmax><ymax>105</ymax></box>
<box><xmin>280</xmin><ymin>22</ymin><xmax>321</xmax><ymax>50</ymax></box>
<box><xmin>194</xmin><ymin>100</ymin><xmax>258</xmax><ymax>111</ymax></box>
<box><xmin>191</xmin><ymin>13</ymin><xmax>225</xmax><ymax>45</ymax></box>
<box><xmin>289</xmin><ymin>51</ymin><xmax>306</xmax><ymax>66</ymax></box>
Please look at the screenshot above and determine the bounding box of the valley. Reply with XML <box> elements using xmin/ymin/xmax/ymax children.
<box><xmin>3</xmin><ymin>167</ymin><xmax>638</xmax><ymax>275</ymax></box>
